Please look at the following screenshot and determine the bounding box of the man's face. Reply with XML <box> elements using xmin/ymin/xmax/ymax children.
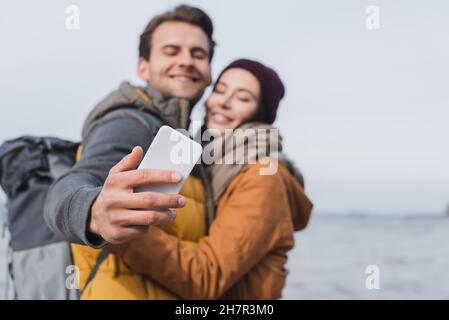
<box><xmin>138</xmin><ymin>21</ymin><xmax>212</xmax><ymax>103</ymax></box>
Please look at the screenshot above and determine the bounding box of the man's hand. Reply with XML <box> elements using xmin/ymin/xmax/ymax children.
<box><xmin>89</xmin><ymin>146</ymin><xmax>187</xmax><ymax>244</ymax></box>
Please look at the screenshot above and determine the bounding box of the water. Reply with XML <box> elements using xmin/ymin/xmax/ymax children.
<box><xmin>283</xmin><ymin>214</ymin><xmax>449</xmax><ymax>299</ymax></box>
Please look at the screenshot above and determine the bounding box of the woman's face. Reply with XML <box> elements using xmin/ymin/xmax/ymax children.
<box><xmin>206</xmin><ymin>68</ymin><xmax>261</xmax><ymax>131</ymax></box>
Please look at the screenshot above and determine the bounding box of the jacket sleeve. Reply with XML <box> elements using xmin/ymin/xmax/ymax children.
<box><xmin>111</xmin><ymin>163</ymin><xmax>295</xmax><ymax>299</ymax></box>
<box><xmin>44</xmin><ymin>114</ymin><xmax>154</xmax><ymax>248</ymax></box>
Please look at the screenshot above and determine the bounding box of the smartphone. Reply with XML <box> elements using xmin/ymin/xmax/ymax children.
<box><xmin>134</xmin><ymin>126</ymin><xmax>203</xmax><ymax>194</ymax></box>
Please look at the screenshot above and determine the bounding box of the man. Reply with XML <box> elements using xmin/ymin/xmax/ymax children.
<box><xmin>44</xmin><ymin>5</ymin><xmax>216</xmax><ymax>248</ymax></box>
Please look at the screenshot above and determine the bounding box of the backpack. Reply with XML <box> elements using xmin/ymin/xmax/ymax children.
<box><xmin>0</xmin><ymin>136</ymin><xmax>80</xmax><ymax>299</ymax></box>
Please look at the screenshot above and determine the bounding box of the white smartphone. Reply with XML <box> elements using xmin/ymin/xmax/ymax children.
<box><xmin>134</xmin><ymin>125</ymin><xmax>203</xmax><ymax>194</ymax></box>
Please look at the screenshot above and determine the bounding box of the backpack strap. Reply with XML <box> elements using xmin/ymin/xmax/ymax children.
<box><xmin>80</xmin><ymin>249</ymin><xmax>109</xmax><ymax>297</ymax></box>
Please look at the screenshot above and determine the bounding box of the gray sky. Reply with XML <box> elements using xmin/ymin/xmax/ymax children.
<box><xmin>1</xmin><ymin>0</ymin><xmax>448</xmax><ymax>214</ymax></box>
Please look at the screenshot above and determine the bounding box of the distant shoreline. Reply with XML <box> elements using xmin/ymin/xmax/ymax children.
<box><xmin>311</xmin><ymin>211</ymin><xmax>448</xmax><ymax>219</ymax></box>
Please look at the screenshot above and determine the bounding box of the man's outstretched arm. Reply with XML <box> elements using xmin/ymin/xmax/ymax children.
<box><xmin>44</xmin><ymin>115</ymin><xmax>186</xmax><ymax>248</ymax></box>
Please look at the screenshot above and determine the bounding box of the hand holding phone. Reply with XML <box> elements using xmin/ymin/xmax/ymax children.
<box><xmin>135</xmin><ymin>126</ymin><xmax>203</xmax><ymax>194</ymax></box>
<box><xmin>88</xmin><ymin>126</ymin><xmax>202</xmax><ymax>244</ymax></box>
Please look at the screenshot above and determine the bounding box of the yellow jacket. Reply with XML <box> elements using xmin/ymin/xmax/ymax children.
<box><xmin>71</xmin><ymin>175</ymin><xmax>206</xmax><ymax>299</ymax></box>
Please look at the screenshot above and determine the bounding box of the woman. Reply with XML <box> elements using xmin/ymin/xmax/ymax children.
<box><xmin>77</xmin><ymin>59</ymin><xmax>313</xmax><ymax>299</ymax></box>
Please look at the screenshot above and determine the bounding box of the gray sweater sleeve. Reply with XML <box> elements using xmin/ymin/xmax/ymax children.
<box><xmin>44</xmin><ymin>112</ymin><xmax>157</xmax><ymax>248</ymax></box>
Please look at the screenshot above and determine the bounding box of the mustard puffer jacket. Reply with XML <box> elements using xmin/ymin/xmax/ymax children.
<box><xmin>71</xmin><ymin>175</ymin><xmax>206</xmax><ymax>299</ymax></box>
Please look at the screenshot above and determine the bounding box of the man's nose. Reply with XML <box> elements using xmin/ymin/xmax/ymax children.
<box><xmin>177</xmin><ymin>50</ymin><xmax>194</xmax><ymax>67</ymax></box>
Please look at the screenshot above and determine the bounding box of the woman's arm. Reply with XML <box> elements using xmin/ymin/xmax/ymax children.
<box><xmin>109</xmin><ymin>162</ymin><xmax>295</xmax><ymax>299</ymax></box>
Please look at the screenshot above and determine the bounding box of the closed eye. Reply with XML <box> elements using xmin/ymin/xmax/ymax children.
<box><xmin>162</xmin><ymin>45</ymin><xmax>180</xmax><ymax>56</ymax></box>
<box><xmin>191</xmin><ymin>48</ymin><xmax>208</xmax><ymax>60</ymax></box>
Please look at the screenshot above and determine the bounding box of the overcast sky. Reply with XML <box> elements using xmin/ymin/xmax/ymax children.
<box><xmin>1</xmin><ymin>0</ymin><xmax>448</xmax><ymax>215</ymax></box>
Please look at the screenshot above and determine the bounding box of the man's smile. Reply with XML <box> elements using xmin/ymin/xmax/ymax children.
<box><xmin>169</xmin><ymin>73</ymin><xmax>200</xmax><ymax>83</ymax></box>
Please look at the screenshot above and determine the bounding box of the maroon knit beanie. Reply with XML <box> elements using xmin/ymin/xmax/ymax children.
<box><xmin>216</xmin><ymin>58</ymin><xmax>285</xmax><ymax>124</ymax></box>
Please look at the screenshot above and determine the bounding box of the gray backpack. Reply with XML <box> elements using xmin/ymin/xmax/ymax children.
<box><xmin>0</xmin><ymin>136</ymin><xmax>80</xmax><ymax>300</ymax></box>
